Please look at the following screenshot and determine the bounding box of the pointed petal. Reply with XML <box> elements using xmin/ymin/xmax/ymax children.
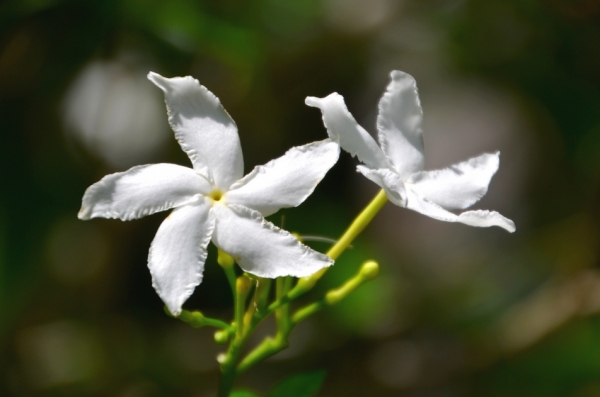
<box><xmin>305</xmin><ymin>93</ymin><xmax>389</xmax><ymax>169</ymax></box>
<box><xmin>78</xmin><ymin>164</ymin><xmax>211</xmax><ymax>221</ymax></box>
<box><xmin>226</xmin><ymin>139</ymin><xmax>340</xmax><ymax>216</ymax></box>
<box><xmin>376</xmin><ymin>71</ymin><xmax>425</xmax><ymax>178</ymax></box>
<box><xmin>211</xmin><ymin>204</ymin><xmax>333</xmax><ymax>278</ymax></box>
<box><xmin>148</xmin><ymin>72</ymin><xmax>243</xmax><ymax>190</ymax></box>
<box><xmin>404</xmin><ymin>186</ymin><xmax>515</xmax><ymax>232</ymax></box>
<box><xmin>356</xmin><ymin>165</ymin><xmax>406</xmax><ymax>207</ymax></box>
<box><xmin>407</xmin><ymin>152</ymin><xmax>500</xmax><ymax>210</ymax></box>
<box><xmin>458</xmin><ymin>210</ymin><xmax>516</xmax><ymax>232</ymax></box>
<box><xmin>148</xmin><ymin>197</ymin><xmax>215</xmax><ymax>315</ymax></box>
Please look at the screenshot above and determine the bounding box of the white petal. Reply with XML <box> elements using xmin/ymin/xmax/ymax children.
<box><xmin>226</xmin><ymin>139</ymin><xmax>340</xmax><ymax>216</ymax></box>
<box><xmin>376</xmin><ymin>71</ymin><xmax>425</xmax><ymax>178</ymax></box>
<box><xmin>356</xmin><ymin>165</ymin><xmax>406</xmax><ymax>207</ymax></box>
<box><xmin>211</xmin><ymin>204</ymin><xmax>333</xmax><ymax>278</ymax></box>
<box><xmin>407</xmin><ymin>152</ymin><xmax>500</xmax><ymax>210</ymax></box>
<box><xmin>148</xmin><ymin>197</ymin><xmax>215</xmax><ymax>315</ymax></box>
<box><xmin>457</xmin><ymin>210</ymin><xmax>516</xmax><ymax>233</ymax></box>
<box><xmin>78</xmin><ymin>163</ymin><xmax>211</xmax><ymax>221</ymax></box>
<box><xmin>148</xmin><ymin>72</ymin><xmax>243</xmax><ymax>190</ymax></box>
<box><xmin>305</xmin><ymin>93</ymin><xmax>389</xmax><ymax>169</ymax></box>
<box><xmin>404</xmin><ymin>186</ymin><xmax>515</xmax><ymax>232</ymax></box>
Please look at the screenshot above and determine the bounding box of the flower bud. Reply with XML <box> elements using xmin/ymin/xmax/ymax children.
<box><xmin>177</xmin><ymin>310</ymin><xmax>205</xmax><ymax>327</ymax></box>
<box><xmin>218</xmin><ymin>249</ymin><xmax>235</xmax><ymax>268</ymax></box>
<box><xmin>324</xmin><ymin>289</ymin><xmax>344</xmax><ymax>305</ymax></box>
<box><xmin>236</xmin><ymin>275</ymin><xmax>252</xmax><ymax>295</ymax></box>
<box><xmin>359</xmin><ymin>260</ymin><xmax>379</xmax><ymax>280</ymax></box>
<box><xmin>214</xmin><ymin>330</ymin><xmax>229</xmax><ymax>344</ymax></box>
<box><xmin>189</xmin><ymin>311</ymin><xmax>205</xmax><ymax>328</ymax></box>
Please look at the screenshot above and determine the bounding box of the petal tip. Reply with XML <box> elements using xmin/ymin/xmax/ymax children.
<box><xmin>305</xmin><ymin>96</ymin><xmax>322</xmax><ymax>108</ymax></box>
<box><xmin>147</xmin><ymin>71</ymin><xmax>163</xmax><ymax>82</ymax></box>
<box><xmin>305</xmin><ymin>93</ymin><xmax>343</xmax><ymax>109</ymax></box>
<box><xmin>147</xmin><ymin>71</ymin><xmax>168</xmax><ymax>91</ymax></box>
<box><xmin>504</xmin><ymin>220</ymin><xmax>516</xmax><ymax>233</ymax></box>
<box><xmin>77</xmin><ymin>209</ymin><xmax>90</xmax><ymax>220</ymax></box>
<box><xmin>390</xmin><ymin>70</ymin><xmax>415</xmax><ymax>82</ymax></box>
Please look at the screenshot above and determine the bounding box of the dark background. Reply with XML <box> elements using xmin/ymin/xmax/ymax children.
<box><xmin>2</xmin><ymin>0</ymin><xmax>600</xmax><ymax>396</ymax></box>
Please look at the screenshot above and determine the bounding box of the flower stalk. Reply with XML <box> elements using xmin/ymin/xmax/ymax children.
<box><xmin>269</xmin><ymin>189</ymin><xmax>388</xmax><ymax>311</ymax></box>
<box><xmin>218</xmin><ymin>249</ymin><xmax>237</xmax><ymax>301</ymax></box>
<box><xmin>293</xmin><ymin>260</ymin><xmax>380</xmax><ymax>323</ymax></box>
<box><xmin>215</xmin><ymin>190</ymin><xmax>388</xmax><ymax>396</ymax></box>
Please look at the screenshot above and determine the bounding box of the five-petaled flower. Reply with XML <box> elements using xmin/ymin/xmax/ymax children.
<box><xmin>79</xmin><ymin>72</ymin><xmax>339</xmax><ymax>315</ymax></box>
<box><xmin>306</xmin><ymin>71</ymin><xmax>515</xmax><ymax>232</ymax></box>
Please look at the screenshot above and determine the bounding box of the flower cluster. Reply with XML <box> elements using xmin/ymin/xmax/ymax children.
<box><xmin>79</xmin><ymin>70</ymin><xmax>515</xmax><ymax>316</ymax></box>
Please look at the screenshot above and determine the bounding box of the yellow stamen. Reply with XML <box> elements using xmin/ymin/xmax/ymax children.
<box><xmin>209</xmin><ymin>190</ymin><xmax>224</xmax><ymax>202</ymax></box>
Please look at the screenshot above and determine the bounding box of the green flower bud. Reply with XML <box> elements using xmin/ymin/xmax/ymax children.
<box><xmin>214</xmin><ymin>330</ymin><xmax>229</xmax><ymax>344</ymax></box>
<box><xmin>189</xmin><ymin>311</ymin><xmax>205</xmax><ymax>327</ymax></box>
<box><xmin>236</xmin><ymin>275</ymin><xmax>252</xmax><ymax>294</ymax></box>
<box><xmin>360</xmin><ymin>260</ymin><xmax>379</xmax><ymax>280</ymax></box>
<box><xmin>218</xmin><ymin>249</ymin><xmax>235</xmax><ymax>268</ymax></box>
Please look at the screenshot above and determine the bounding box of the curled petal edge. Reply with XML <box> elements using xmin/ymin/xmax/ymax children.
<box><xmin>226</xmin><ymin>139</ymin><xmax>340</xmax><ymax>216</ymax></box>
<box><xmin>306</xmin><ymin>93</ymin><xmax>389</xmax><ymax>170</ymax></box>
<box><xmin>405</xmin><ymin>187</ymin><xmax>515</xmax><ymax>233</ymax></box>
<box><xmin>356</xmin><ymin>165</ymin><xmax>406</xmax><ymax>207</ymax></box>
<box><xmin>211</xmin><ymin>204</ymin><xmax>334</xmax><ymax>278</ymax></box>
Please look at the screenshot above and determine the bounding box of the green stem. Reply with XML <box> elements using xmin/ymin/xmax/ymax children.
<box><xmin>244</xmin><ymin>277</ymin><xmax>271</xmax><ymax>326</ymax></box>
<box><xmin>217</xmin><ymin>190</ymin><xmax>388</xmax><ymax>391</ymax></box>
<box><xmin>291</xmin><ymin>301</ymin><xmax>326</xmax><ymax>324</ymax></box>
<box><xmin>239</xmin><ymin>261</ymin><xmax>380</xmax><ymax>373</ymax></box>
<box><xmin>235</xmin><ymin>276</ymin><xmax>252</xmax><ymax>338</ymax></box>
<box><xmin>275</xmin><ymin>277</ymin><xmax>292</xmax><ymax>331</ymax></box>
<box><xmin>292</xmin><ymin>260</ymin><xmax>379</xmax><ymax>324</ymax></box>
<box><xmin>327</xmin><ymin>189</ymin><xmax>388</xmax><ymax>260</ymax></box>
<box><xmin>237</xmin><ymin>333</ymin><xmax>289</xmax><ymax>374</ymax></box>
<box><xmin>218</xmin><ymin>336</ymin><xmax>244</xmax><ymax>397</ymax></box>
<box><xmin>218</xmin><ymin>275</ymin><xmax>252</xmax><ymax>397</ymax></box>
<box><xmin>218</xmin><ymin>249</ymin><xmax>237</xmax><ymax>304</ymax></box>
<box><xmin>177</xmin><ymin>309</ymin><xmax>231</xmax><ymax>329</ymax></box>
<box><xmin>165</xmin><ymin>307</ymin><xmax>232</xmax><ymax>330</ymax></box>
<box><xmin>269</xmin><ymin>189</ymin><xmax>388</xmax><ymax>311</ymax></box>
<box><xmin>217</xmin><ymin>367</ymin><xmax>236</xmax><ymax>397</ymax></box>
<box><xmin>256</xmin><ymin>278</ymin><xmax>272</xmax><ymax>312</ymax></box>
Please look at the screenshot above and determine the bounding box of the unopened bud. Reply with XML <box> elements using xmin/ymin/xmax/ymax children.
<box><xmin>189</xmin><ymin>311</ymin><xmax>205</xmax><ymax>327</ymax></box>
<box><xmin>236</xmin><ymin>275</ymin><xmax>252</xmax><ymax>294</ymax></box>
<box><xmin>214</xmin><ymin>330</ymin><xmax>229</xmax><ymax>344</ymax></box>
<box><xmin>177</xmin><ymin>310</ymin><xmax>205</xmax><ymax>327</ymax></box>
<box><xmin>360</xmin><ymin>260</ymin><xmax>379</xmax><ymax>280</ymax></box>
<box><xmin>325</xmin><ymin>289</ymin><xmax>344</xmax><ymax>305</ymax></box>
<box><xmin>218</xmin><ymin>249</ymin><xmax>235</xmax><ymax>268</ymax></box>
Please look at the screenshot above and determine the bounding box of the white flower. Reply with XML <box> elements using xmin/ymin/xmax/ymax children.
<box><xmin>306</xmin><ymin>71</ymin><xmax>515</xmax><ymax>233</ymax></box>
<box><xmin>79</xmin><ymin>72</ymin><xmax>339</xmax><ymax>315</ymax></box>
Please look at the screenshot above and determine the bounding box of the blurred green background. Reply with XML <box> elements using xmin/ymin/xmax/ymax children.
<box><xmin>1</xmin><ymin>0</ymin><xmax>600</xmax><ymax>396</ymax></box>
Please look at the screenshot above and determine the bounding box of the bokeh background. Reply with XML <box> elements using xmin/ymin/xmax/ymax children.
<box><xmin>2</xmin><ymin>0</ymin><xmax>600</xmax><ymax>396</ymax></box>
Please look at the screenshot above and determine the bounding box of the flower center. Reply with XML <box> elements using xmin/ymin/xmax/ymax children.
<box><xmin>209</xmin><ymin>189</ymin><xmax>224</xmax><ymax>202</ymax></box>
